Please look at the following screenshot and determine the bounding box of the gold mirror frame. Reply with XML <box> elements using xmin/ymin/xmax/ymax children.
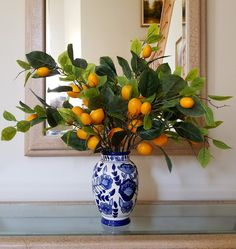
<box><xmin>25</xmin><ymin>0</ymin><xmax>207</xmax><ymax>156</ymax></box>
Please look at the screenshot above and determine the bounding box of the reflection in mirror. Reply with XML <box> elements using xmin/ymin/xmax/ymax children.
<box><xmin>45</xmin><ymin>0</ymin><xmax>188</xmax><ymax>136</ymax></box>
<box><xmin>25</xmin><ymin>0</ymin><xmax>206</xmax><ymax>156</ymax></box>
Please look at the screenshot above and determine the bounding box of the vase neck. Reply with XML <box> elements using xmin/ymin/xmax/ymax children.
<box><xmin>101</xmin><ymin>152</ymin><xmax>130</xmax><ymax>162</ymax></box>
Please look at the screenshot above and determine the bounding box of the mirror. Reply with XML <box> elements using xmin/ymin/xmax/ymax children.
<box><xmin>25</xmin><ymin>0</ymin><xmax>206</xmax><ymax>156</ymax></box>
<box><xmin>45</xmin><ymin>0</ymin><xmax>187</xmax><ymax>136</ymax></box>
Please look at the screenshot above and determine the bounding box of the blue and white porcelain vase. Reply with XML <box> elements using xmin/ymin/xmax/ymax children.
<box><xmin>92</xmin><ymin>152</ymin><xmax>138</xmax><ymax>227</ymax></box>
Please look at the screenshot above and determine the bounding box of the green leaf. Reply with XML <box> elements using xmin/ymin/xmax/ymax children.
<box><xmin>200</xmin><ymin>102</ymin><xmax>215</xmax><ymax>126</ymax></box>
<box><xmin>139</xmin><ymin>69</ymin><xmax>160</xmax><ymax>97</ymax></box>
<box><xmin>212</xmin><ymin>139</ymin><xmax>231</xmax><ymax>149</ymax></box>
<box><xmin>161</xmin><ymin>74</ymin><xmax>187</xmax><ymax>97</ymax></box>
<box><xmin>26</xmin><ymin>51</ymin><xmax>56</xmax><ymax>69</ymax></box>
<box><xmin>107</xmin><ymin>96</ymin><xmax>127</xmax><ymax>113</ymax></box>
<box><xmin>143</xmin><ymin>93</ymin><xmax>156</xmax><ymax>103</ymax></box>
<box><xmin>197</xmin><ymin>147</ymin><xmax>211</xmax><ymax>168</ymax></box>
<box><xmin>131</xmin><ymin>51</ymin><xmax>147</xmax><ymax>75</ymax></box>
<box><xmin>177</xmin><ymin>97</ymin><xmax>205</xmax><ymax>117</ymax></box>
<box><xmin>57</xmin><ymin>108</ymin><xmax>77</xmax><ymax>124</ymax></box>
<box><xmin>190</xmin><ymin>77</ymin><xmax>205</xmax><ymax>90</ymax></box>
<box><xmin>173</xmin><ymin>67</ymin><xmax>182</xmax><ymax>76</ymax></box>
<box><xmin>199</xmin><ymin>128</ymin><xmax>209</xmax><ymax>136</ymax></box>
<box><xmin>152</xmin><ymin>47</ymin><xmax>159</xmax><ymax>52</ymax></box>
<box><xmin>61</xmin><ymin>131</ymin><xmax>87</xmax><ymax>151</ymax></box>
<box><xmin>67</xmin><ymin>44</ymin><xmax>87</xmax><ymax>69</ymax></box>
<box><xmin>158</xmin><ymin>146</ymin><xmax>173</xmax><ymax>172</ymax></box>
<box><xmin>128</xmin><ymin>79</ymin><xmax>139</xmax><ymax>98</ymax></box>
<box><xmin>34</xmin><ymin>105</ymin><xmax>46</xmax><ymax>116</ymax></box>
<box><xmin>130</xmin><ymin>38</ymin><xmax>142</xmax><ymax>56</ymax></box>
<box><xmin>161</xmin><ymin>99</ymin><xmax>179</xmax><ymax>109</ymax></box>
<box><xmin>204</xmin><ymin>120</ymin><xmax>223</xmax><ymax>129</ymax></box>
<box><xmin>107</xmin><ymin>112</ymin><xmax>124</xmax><ymax>121</ymax></box>
<box><xmin>1</xmin><ymin>127</ymin><xmax>17</xmax><ymax>141</ymax></box>
<box><xmin>146</xmin><ymin>34</ymin><xmax>162</xmax><ymax>44</ymax></box>
<box><xmin>16</xmin><ymin>60</ymin><xmax>31</xmax><ymax>70</ymax></box>
<box><xmin>185</xmin><ymin>68</ymin><xmax>199</xmax><ymax>81</ymax></box>
<box><xmin>111</xmin><ymin>130</ymin><xmax>127</xmax><ymax>146</ymax></box>
<box><xmin>143</xmin><ymin>115</ymin><xmax>152</xmax><ymax>130</ymax></box>
<box><xmin>181</xmin><ymin>77</ymin><xmax>205</xmax><ymax>96</ymax></box>
<box><xmin>46</xmin><ymin>108</ymin><xmax>63</xmax><ymax>127</ymax></box>
<box><xmin>67</xmin><ymin>44</ymin><xmax>74</xmax><ymax>62</ymax></box>
<box><xmin>24</xmin><ymin>71</ymin><xmax>32</xmax><ymax>86</ymax></box>
<box><xmin>30</xmin><ymin>116</ymin><xmax>47</xmax><ymax>126</ymax></box>
<box><xmin>117</xmin><ymin>56</ymin><xmax>132</xmax><ymax>79</ymax></box>
<box><xmin>165</xmin><ymin>131</ymin><xmax>180</xmax><ymax>141</ymax></box>
<box><xmin>30</xmin><ymin>89</ymin><xmax>51</xmax><ymax>107</ymax></box>
<box><xmin>100</xmin><ymin>56</ymin><xmax>117</xmax><ymax>75</ymax></box>
<box><xmin>174</xmin><ymin>122</ymin><xmax>204</xmax><ymax>142</ymax></box>
<box><xmin>83</xmin><ymin>88</ymin><xmax>99</xmax><ymax>99</ymax></box>
<box><xmin>98</xmin><ymin>75</ymin><xmax>107</xmax><ymax>87</ymax></box>
<box><xmin>3</xmin><ymin>111</ymin><xmax>16</xmax><ymax>121</ymax></box>
<box><xmin>147</xmin><ymin>24</ymin><xmax>159</xmax><ymax>38</ymax></box>
<box><xmin>17</xmin><ymin>121</ymin><xmax>30</xmax><ymax>132</ymax></box>
<box><xmin>208</xmin><ymin>95</ymin><xmax>233</xmax><ymax>101</ymax></box>
<box><xmin>88</xmin><ymin>95</ymin><xmax>105</xmax><ymax>110</ymax></box>
<box><xmin>73</xmin><ymin>58</ymin><xmax>87</xmax><ymax>69</ymax></box>
<box><xmin>59</xmin><ymin>75</ymin><xmax>76</xmax><ymax>82</ymax></box>
<box><xmin>156</xmin><ymin>63</ymin><xmax>171</xmax><ymax>75</ymax></box>
<box><xmin>17</xmin><ymin>101</ymin><xmax>35</xmax><ymax>113</ymax></box>
<box><xmin>82</xmin><ymin>63</ymin><xmax>96</xmax><ymax>80</ymax></box>
<box><xmin>83</xmin><ymin>126</ymin><xmax>97</xmax><ymax>136</ymax></box>
<box><xmin>47</xmin><ymin>86</ymin><xmax>72</xmax><ymax>93</ymax></box>
<box><xmin>138</xmin><ymin>120</ymin><xmax>164</xmax><ymax>140</ymax></box>
<box><xmin>63</xmin><ymin>100</ymin><xmax>73</xmax><ymax>109</ymax></box>
<box><xmin>58</xmin><ymin>51</ymin><xmax>71</xmax><ymax>67</ymax></box>
<box><xmin>117</xmin><ymin>76</ymin><xmax>128</xmax><ymax>86</ymax></box>
<box><xmin>180</xmin><ymin>86</ymin><xmax>197</xmax><ymax>96</ymax></box>
<box><xmin>96</xmin><ymin>65</ymin><xmax>116</xmax><ymax>82</ymax></box>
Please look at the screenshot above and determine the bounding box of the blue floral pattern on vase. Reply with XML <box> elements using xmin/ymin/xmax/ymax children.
<box><xmin>99</xmin><ymin>202</ymin><xmax>113</xmax><ymax>215</ymax></box>
<box><xmin>118</xmin><ymin>163</ymin><xmax>135</xmax><ymax>174</ymax></box>
<box><xmin>118</xmin><ymin>179</ymin><xmax>136</xmax><ymax>201</ymax></box>
<box><xmin>92</xmin><ymin>152</ymin><xmax>138</xmax><ymax>227</ymax></box>
<box><xmin>100</xmin><ymin>174</ymin><xmax>113</xmax><ymax>190</ymax></box>
<box><xmin>119</xmin><ymin>198</ymin><xmax>133</xmax><ymax>214</ymax></box>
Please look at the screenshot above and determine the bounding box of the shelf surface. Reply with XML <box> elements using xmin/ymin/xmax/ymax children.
<box><xmin>0</xmin><ymin>202</ymin><xmax>236</xmax><ymax>236</ymax></box>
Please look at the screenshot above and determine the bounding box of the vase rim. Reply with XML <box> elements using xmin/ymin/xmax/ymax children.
<box><xmin>102</xmin><ymin>151</ymin><xmax>130</xmax><ymax>156</ymax></box>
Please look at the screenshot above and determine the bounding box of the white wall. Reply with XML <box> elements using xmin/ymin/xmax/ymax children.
<box><xmin>0</xmin><ymin>0</ymin><xmax>235</xmax><ymax>201</ymax></box>
<box><xmin>80</xmin><ymin>0</ymin><xmax>147</xmax><ymax>68</ymax></box>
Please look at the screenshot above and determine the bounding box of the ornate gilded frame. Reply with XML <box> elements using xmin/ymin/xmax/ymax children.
<box><xmin>25</xmin><ymin>0</ymin><xmax>207</xmax><ymax>156</ymax></box>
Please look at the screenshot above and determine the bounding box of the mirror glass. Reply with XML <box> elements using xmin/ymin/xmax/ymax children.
<box><xmin>45</xmin><ymin>0</ymin><xmax>187</xmax><ymax>136</ymax></box>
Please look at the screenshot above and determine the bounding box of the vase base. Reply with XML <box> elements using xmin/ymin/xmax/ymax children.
<box><xmin>101</xmin><ymin>217</ymin><xmax>130</xmax><ymax>227</ymax></box>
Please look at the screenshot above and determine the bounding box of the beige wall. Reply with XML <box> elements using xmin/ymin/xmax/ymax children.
<box><xmin>0</xmin><ymin>0</ymin><xmax>235</xmax><ymax>201</ymax></box>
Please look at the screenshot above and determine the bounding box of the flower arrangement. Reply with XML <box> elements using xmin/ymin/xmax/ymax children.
<box><xmin>1</xmin><ymin>24</ymin><xmax>231</xmax><ymax>171</ymax></box>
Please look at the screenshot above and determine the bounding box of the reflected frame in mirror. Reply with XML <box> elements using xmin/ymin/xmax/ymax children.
<box><xmin>25</xmin><ymin>0</ymin><xmax>207</xmax><ymax>156</ymax></box>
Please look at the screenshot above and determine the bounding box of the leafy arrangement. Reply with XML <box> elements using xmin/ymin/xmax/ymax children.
<box><xmin>1</xmin><ymin>24</ymin><xmax>231</xmax><ymax>171</ymax></box>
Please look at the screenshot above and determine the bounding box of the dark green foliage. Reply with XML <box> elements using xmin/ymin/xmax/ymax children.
<box><xmin>139</xmin><ymin>69</ymin><xmax>160</xmax><ymax>97</ymax></box>
<box><xmin>174</xmin><ymin>122</ymin><xmax>204</xmax><ymax>142</ymax></box>
<box><xmin>61</xmin><ymin>131</ymin><xmax>87</xmax><ymax>151</ymax></box>
<box><xmin>26</xmin><ymin>51</ymin><xmax>56</xmax><ymax>69</ymax></box>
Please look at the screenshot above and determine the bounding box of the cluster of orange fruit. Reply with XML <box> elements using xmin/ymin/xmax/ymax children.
<box><xmin>32</xmin><ymin>54</ymin><xmax>196</xmax><ymax>155</ymax></box>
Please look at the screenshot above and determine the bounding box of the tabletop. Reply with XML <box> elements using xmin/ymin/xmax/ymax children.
<box><xmin>0</xmin><ymin>202</ymin><xmax>236</xmax><ymax>236</ymax></box>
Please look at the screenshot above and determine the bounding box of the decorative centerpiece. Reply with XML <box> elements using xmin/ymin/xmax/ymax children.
<box><xmin>1</xmin><ymin>25</ymin><xmax>231</xmax><ymax>226</ymax></box>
